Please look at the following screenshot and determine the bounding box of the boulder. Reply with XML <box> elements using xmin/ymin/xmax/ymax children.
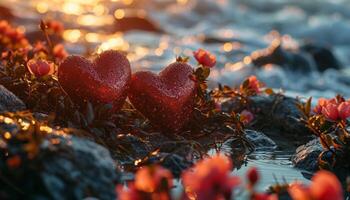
<box><xmin>301</xmin><ymin>43</ymin><xmax>341</xmax><ymax>72</ymax></box>
<box><xmin>245</xmin><ymin>129</ymin><xmax>277</xmax><ymax>151</ymax></box>
<box><xmin>292</xmin><ymin>138</ymin><xmax>350</xmax><ymax>185</ymax></box>
<box><xmin>292</xmin><ymin>138</ymin><xmax>322</xmax><ymax>172</ymax></box>
<box><xmin>251</xmin><ymin>43</ymin><xmax>314</xmax><ymax>72</ymax></box>
<box><xmin>222</xmin><ymin>94</ymin><xmax>313</xmax><ymax>149</ymax></box>
<box><xmin>0</xmin><ymin>85</ymin><xmax>26</xmax><ymax>113</ymax></box>
<box><xmin>0</xmin><ymin>117</ymin><xmax>119</xmax><ymax>200</ymax></box>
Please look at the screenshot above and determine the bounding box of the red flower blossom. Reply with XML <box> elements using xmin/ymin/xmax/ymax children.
<box><xmin>116</xmin><ymin>165</ymin><xmax>173</xmax><ymax>200</ymax></box>
<box><xmin>240</xmin><ymin>110</ymin><xmax>255</xmax><ymax>125</ymax></box>
<box><xmin>247</xmin><ymin>167</ymin><xmax>259</xmax><ymax>186</ymax></box>
<box><xmin>251</xmin><ymin>193</ymin><xmax>278</xmax><ymax>200</ymax></box>
<box><xmin>46</xmin><ymin>20</ymin><xmax>64</xmax><ymax>34</ymax></box>
<box><xmin>182</xmin><ymin>154</ymin><xmax>241</xmax><ymax>200</ymax></box>
<box><xmin>193</xmin><ymin>48</ymin><xmax>216</xmax><ymax>68</ymax></box>
<box><xmin>0</xmin><ymin>20</ymin><xmax>10</xmax><ymax>34</ymax></box>
<box><xmin>241</xmin><ymin>75</ymin><xmax>262</xmax><ymax>94</ymax></box>
<box><xmin>338</xmin><ymin>101</ymin><xmax>350</xmax><ymax>120</ymax></box>
<box><xmin>0</xmin><ymin>20</ymin><xmax>28</xmax><ymax>49</ymax></box>
<box><xmin>313</xmin><ymin>98</ymin><xmax>334</xmax><ymax>114</ymax></box>
<box><xmin>53</xmin><ymin>44</ymin><xmax>68</xmax><ymax>61</ymax></box>
<box><xmin>27</xmin><ymin>59</ymin><xmax>54</xmax><ymax>77</ymax></box>
<box><xmin>6</xmin><ymin>155</ymin><xmax>21</xmax><ymax>168</ymax></box>
<box><xmin>320</xmin><ymin>100</ymin><xmax>350</xmax><ymax>121</ymax></box>
<box><xmin>288</xmin><ymin>170</ymin><xmax>343</xmax><ymax>200</ymax></box>
<box><xmin>135</xmin><ymin>165</ymin><xmax>173</xmax><ymax>193</ymax></box>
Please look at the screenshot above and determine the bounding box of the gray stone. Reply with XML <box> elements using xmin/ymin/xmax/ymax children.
<box><xmin>0</xmin><ymin>85</ymin><xmax>25</xmax><ymax>112</ymax></box>
<box><xmin>245</xmin><ymin>129</ymin><xmax>277</xmax><ymax>151</ymax></box>
<box><xmin>222</xmin><ymin>94</ymin><xmax>313</xmax><ymax>148</ymax></box>
<box><xmin>0</xmin><ymin>130</ymin><xmax>119</xmax><ymax>200</ymax></box>
<box><xmin>292</xmin><ymin>139</ymin><xmax>323</xmax><ymax>172</ymax></box>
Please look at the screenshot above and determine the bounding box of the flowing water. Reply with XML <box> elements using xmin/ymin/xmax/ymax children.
<box><xmin>2</xmin><ymin>0</ymin><xmax>350</xmax><ymax>192</ymax></box>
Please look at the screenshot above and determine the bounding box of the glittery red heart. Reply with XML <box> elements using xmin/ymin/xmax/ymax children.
<box><xmin>58</xmin><ymin>50</ymin><xmax>131</xmax><ymax>111</ymax></box>
<box><xmin>128</xmin><ymin>62</ymin><xmax>196</xmax><ymax>132</ymax></box>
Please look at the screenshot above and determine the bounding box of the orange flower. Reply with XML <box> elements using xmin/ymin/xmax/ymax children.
<box><xmin>6</xmin><ymin>155</ymin><xmax>21</xmax><ymax>168</ymax></box>
<box><xmin>288</xmin><ymin>170</ymin><xmax>343</xmax><ymax>200</ymax></box>
<box><xmin>240</xmin><ymin>110</ymin><xmax>255</xmax><ymax>125</ymax></box>
<box><xmin>135</xmin><ymin>165</ymin><xmax>173</xmax><ymax>193</ymax></box>
<box><xmin>0</xmin><ymin>20</ymin><xmax>28</xmax><ymax>49</ymax></box>
<box><xmin>322</xmin><ymin>102</ymin><xmax>340</xmax><ymax>121</ymax></box>
<box><xmin>46</xmin><ymin>20</ymin><xmax>64</xmax><ymax>34</ymax></box>
<box><xmin>116</xmin><ymin>165</ymin><xmax>173</xmax><ymax>200</ymax></box>
<box><xmin>27</xmin><ymin>59</ymin><xmax>54</xmax><ymax>77</ymax></box>
<box><xmin>313</xmin><ymin>98</ymin><xmax>334</xmax><ymax>114</ymax></box>
<box><xmin>53</xmin><ymin>44</ymin><xmax>68</xmax><ymax>61</ymax></box>
<box><xmin>251</xmin><ymin>193</ymin><xmax>279</xmax><ymax>200</ymax></box>
<box><xmin>182</xmin><ymin>154</ymin><xmax>241</xmax><ymax>200</ymax></box>
<box><xmin>320</xmin><ymin>100</ymin><xmax>350</xmax><ymax>121</ymax></box>
<box><xmin>338</xmin><ymin>101</ymin><xmax>350</xmax><ymax>120</ymax></box>
<box><xmin>193</xmin><ymin>48</ymin><xmax>216</xmax><ymax>68</ymax></box>
<box><xmin>241</xmin><ymin>75</ymin><xmax>262</xmax><ymax>94</ymax></box>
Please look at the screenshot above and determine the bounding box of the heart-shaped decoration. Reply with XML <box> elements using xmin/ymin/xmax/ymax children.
<box><xmin>128</xmin><ymin>62</ymin><xmax>196</xmax><ymax>132</ymax></box>
<box><xmin>58</xmin><ymin>50</ymin><xmax>131</xmax><ymax>111</ymax></box>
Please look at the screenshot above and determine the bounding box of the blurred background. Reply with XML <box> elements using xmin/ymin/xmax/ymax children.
<box><xmin>1</xmin><ymin>0</ymin><xmax>350</xmax><ymax>98</ymax></box>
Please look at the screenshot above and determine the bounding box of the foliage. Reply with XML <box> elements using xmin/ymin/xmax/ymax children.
<box><xmin>297</xmin><ymin>95</ymin><xmax>350</xmax><ymax>170</ymax></box>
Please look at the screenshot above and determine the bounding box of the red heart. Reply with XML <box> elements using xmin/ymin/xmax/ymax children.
<box><xmin>128</xmin><ymin>62</ymin><xmax>196</xmax><ymax>132</ymax></box>
<box><xmin>58</xmin><ymin>50</ymin><xmax>131</xmax><ymax>111</ymax></box>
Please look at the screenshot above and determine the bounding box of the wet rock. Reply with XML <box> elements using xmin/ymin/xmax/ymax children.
<box><xmin>114</xmin><ymin>16</ymin><xmax>163</xmax><ymax>33</ymax></box>
<box><xmin>245</xmin><ymin>130</ymin><xmax>277</xmax><ymax>151</ymax></box>
<box><xmin>0</xmin><ymin>85</ymin><xmax>26</xmax><ymax>113</ymax></box>
<box><xmin>220</xmin><ymin>130</ymin><xmax>276</xmax><ymax>169</ymax></box>
<box><xmin>0</xmin><ymin>128</ymin><xmax>119</xmax><ymax>200</ymax></box>
<box><xmin>292</xmin><ymin>138</ymin><xmax>322</xmax><ymax>172</ymax></box>
<box><xmin>251</xmin><ymin>43</ymin><xmax>314</xmax><ymax>72</ymax></box>
<box><xmin>113</xmin><ymin>134</ymin><xmax>150</xmax><ymax>163</ymax></box>
<box><xmin>292</xmin><ymin>138</ymin><xmax>350</xmax><ymax>185</ymax></box>
<box><xmin>220</xmin><ymin>138</ymin><xmax>247</xmax><ymax>169</ymax></box>
<box><xmin>137</xmin><ymin>152</ymin><xmax>193</xmax><ymax>178</ymax></box>
<box><xmin>222</xmin><ymin>94</ymin><xmax>313</xmax><ymax>148</ymax></box>
<box><xmin>301</xmin><ymin>43</ymin><xmax>341</xmax><ymax>72</ymax></box>
<box><xmin>251</xmin><ymin>41</ymin><xmax>341</xmax><ymax>72</ymax></box>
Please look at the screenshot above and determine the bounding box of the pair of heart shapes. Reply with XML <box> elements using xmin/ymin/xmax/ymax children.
<box><xmin>58</xmin><ymin>50</ymin><xmax>196</xmax><ymax>132</ymax></box>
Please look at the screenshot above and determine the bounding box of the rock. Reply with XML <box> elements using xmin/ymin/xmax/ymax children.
<box><xmin>251</xmin><ymin>95</ymin><xmax>310</xmax><ymax>135</ymax></box>
<box><xmin>114</xmin><ymin>16</ymin><xmax>163</xmax><ymax>33</ymax></box>
<box><xmin>222</xmin><ymin>94</ymin><xmax>313</xmax><ymax>149</ymax></box>
<box><xmin>136</xmin><ymin>152</ymin><xmax>193</xmax><ymax>178</ymax></box>
<box><xmin>251</xmin><ymin>42</ymin><xmax>341</xmax><ymax>72</ymax></box>
<box><xmin>245</xmin><ymin>130</ymin><xmax>277</xmax><ymax>151</ymax></box>
<box><xmin>301</xmin><ymin>43</ymin><xmax>341</xmax><ymax>72</ymax></box>
<box><xmin>220</xmin><ymin>130</ymin><xmax>276</xmax><ymax>169</ymax></box>
<box><xmin>292</xmin><ymin>138</ymin><xmax>322</xmax><ymax>172</ymax></box>
<box><xmin>0</xmin><ymin>85</ymin><xmax>26</xmax><ymax>113</ymax></box>
<box><xmin>113</xmin><ymin>134</ymin><xmax>150</xmax><ymax>163</ymax></box>
<box><xmin>251</xmin><ymin>43</ymin><xmax>315</xmax><ymax>72</ymax></box>
<box><xmin>292</xmin><ymin>138</ymin><xmax>350</xmax><ymax>185</ymax></box>
<box><xmin>0</xmin><ymin>118</ymin><xmax>119</xmax><ymax>200</ymax></box>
